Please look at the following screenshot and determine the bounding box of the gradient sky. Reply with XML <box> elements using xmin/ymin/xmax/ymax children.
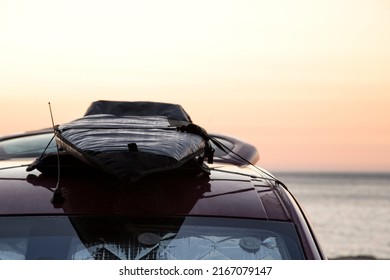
<box><xmin>1</xmin><ymin>0</ymin><xmax>389</xmax><ymax>172</ymax></box>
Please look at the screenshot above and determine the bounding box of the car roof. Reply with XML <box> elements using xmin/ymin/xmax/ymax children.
<box><xmin>0</xmin><ymin>159</ymin><xmax>290</xmax><ymax>221</ymax></box>
<box><xmin>0</xmin><ymin>128</ymin><xmax>53</xmax><ymax>141</ymax></box>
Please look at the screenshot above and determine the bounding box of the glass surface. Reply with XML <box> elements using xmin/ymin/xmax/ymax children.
<box><xmin>0</xmin><ymin>134</ymin><xmax>56</xmax><ymax>159</ymax></box>
<box><xmin>0</xmin><ymin>216</ymin><xmax>304</xmax><ymax>260</ymax></box>
<box><xmin>211</xmin><ymin>138</ymin><xmax>235</xmax><ymax>157</ymax></box>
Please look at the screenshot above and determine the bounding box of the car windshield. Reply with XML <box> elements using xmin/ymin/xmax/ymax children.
<box><xmin>0</xmin><ymin>216</ymin><xmax>304</xmax><ymax>260</ymax></box>
<box><xmin>0</xmin><ymin>134</ymin><xmax>56</xmax><ymax>159</ymax></box>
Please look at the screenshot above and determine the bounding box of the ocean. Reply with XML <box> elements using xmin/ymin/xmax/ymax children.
<box><xmin>273</xmin><ymin>172</ymin><xmax>390</xmax><ymax>260</ymax></box>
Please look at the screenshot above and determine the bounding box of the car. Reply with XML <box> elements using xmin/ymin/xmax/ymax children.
<box><xmin>0</xmin><ymin>103</ymin><xmax>326</xmax><ymax>260</ymax></box>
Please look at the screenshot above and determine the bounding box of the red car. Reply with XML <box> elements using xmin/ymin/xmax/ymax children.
<box><xmin>0</xmin><ymin>103</ymin><xmax>325</xmax><ymax>260</ymax></box>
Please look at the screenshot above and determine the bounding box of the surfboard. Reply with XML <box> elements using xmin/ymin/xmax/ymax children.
<box><xmin>54</xmin><ymin>101</ymin><xmax>210</xmax><ymax>183</ymax></box>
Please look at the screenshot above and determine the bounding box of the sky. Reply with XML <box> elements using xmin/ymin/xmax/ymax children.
<box><xmin>1</xmin><ymin>0</ymin><xmax>389</xmax><ymax>172</ymax></box>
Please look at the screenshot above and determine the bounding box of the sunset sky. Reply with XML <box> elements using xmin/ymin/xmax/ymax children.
<box><xmin>1</xmin><ymin>0</ymin><xmax>389</xmax><ymax>172</ymax></box>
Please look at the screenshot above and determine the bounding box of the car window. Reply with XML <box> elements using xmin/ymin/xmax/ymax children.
<box><xmin>0</xmin><ymin>216</ymin><xmax>304</xmax><ymax>260</ymax></box>
<box><xmin>211</xmin><ymin>138</ymin><xmax>235</xmax><ymax>157</ymax></box>
<box><xmin>0</xmin><ymin>134</ymin><xmax>56</xmax><ymax>159</ymax></box>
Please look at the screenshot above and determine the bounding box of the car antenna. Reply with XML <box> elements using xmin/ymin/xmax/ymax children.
<box><xmin>48</xmin><ymin>102</ymin><xmax>64</xmax><ymax>205</ymax></box>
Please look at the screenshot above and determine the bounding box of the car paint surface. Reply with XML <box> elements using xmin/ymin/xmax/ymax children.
<box><xmin>0</xmin><ymin>160</ymin><xmax>279</xmax><ymax>218</ymax></box>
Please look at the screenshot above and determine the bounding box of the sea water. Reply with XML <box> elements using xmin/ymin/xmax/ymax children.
<box><xmin>273</xmin><ymin>172</ymin><xmax>390</xmax><ymax>260</ymax></box>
